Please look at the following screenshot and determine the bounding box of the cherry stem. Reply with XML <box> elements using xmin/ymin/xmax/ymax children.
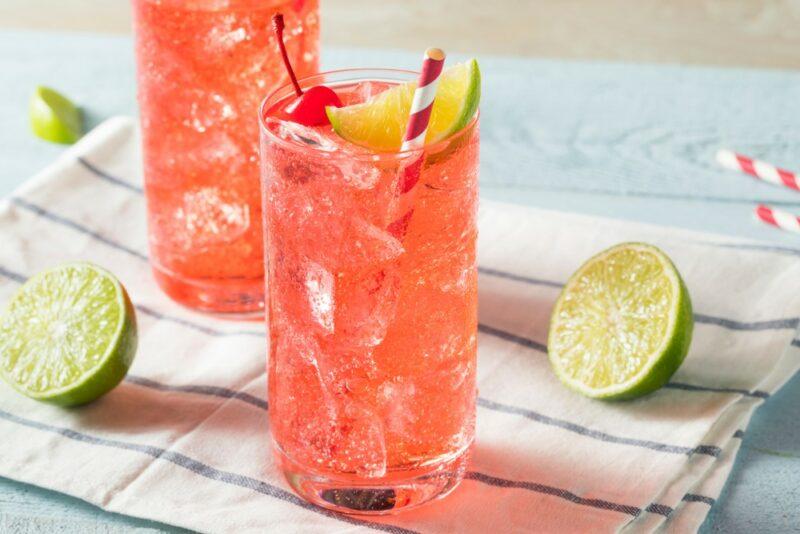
<box><xmin>272</xmin><ymin>14</ymin><xmax>303</xmax><ymax>97</ymax></box>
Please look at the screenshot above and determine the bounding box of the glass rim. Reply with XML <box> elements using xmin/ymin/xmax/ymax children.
<box><xmin>258</xmin><ymin>67</ymin><xmax>479</xmax><ymax>161</ymax></box>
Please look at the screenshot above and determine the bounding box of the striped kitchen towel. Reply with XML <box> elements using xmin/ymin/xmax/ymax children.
<box><xmin>0</xmin><ymin>117</ymin><xmax>798</xmax><ymax>533</ymax></box>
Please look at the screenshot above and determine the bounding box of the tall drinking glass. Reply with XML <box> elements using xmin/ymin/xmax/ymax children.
<box><xmin>259</xmin><ymin>69</ymin><xmax>479</xmax><ymax>513</ymax></box>
<box><xmin>131</xmin><ymin>0</ymin><xmax>319</xmax><ymax>316</ymax></box>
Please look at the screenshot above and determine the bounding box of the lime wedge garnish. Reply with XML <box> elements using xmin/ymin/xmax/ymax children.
<box><xmin>29</xmin><ymin>86</ymin><xmax>83</xmax><ymax>144</ymax></box>
<box><xmin>548</xmin><ymin>243</ymin><xmax>693</xmax><ymax>400</ymax></box>
<box><xmin>326</xmin><ymin>59</ymin><xmax>481</xmax><ymax>152</ymax></box>
<box><xmin>0</xmin><ymin>262</ymin><xmax>137</xmax><ymax>406</ymax></box>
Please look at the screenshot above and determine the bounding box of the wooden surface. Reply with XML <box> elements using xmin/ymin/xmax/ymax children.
<box><xmin>1</xmin><ymin>29</ymin><xmax>800</xmax><ymax>534</ymax></box>
<box><xmin>1</xmin><ymin>0</ymin><xmax>800</xmax><ymax>69</ymax></box>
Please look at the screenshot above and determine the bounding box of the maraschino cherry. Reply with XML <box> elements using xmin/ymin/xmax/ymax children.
<box><xmin>272</xmin><ymin>14</ymin><xmax>341</xmax><ymax>126</ymax></box>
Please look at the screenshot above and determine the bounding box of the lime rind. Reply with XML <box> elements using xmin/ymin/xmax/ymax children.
<box><xmin>428</xmin><ymin>58</ymin><xmax>481</xmax><ymax>144</ymax></box>
<box><xmin>0</xmin><ymin>262</ymin><xmax>137</xmax><ymax>406</ymax></box>
<box><xmin>547</xmin><ymin>242</ymin><xmax>693</xmax><ymax>400</ymax></box>
<box><xmin>29</xmin><ymin>86</ymin><xmax>82</xmax><ymax>144</ymax></box>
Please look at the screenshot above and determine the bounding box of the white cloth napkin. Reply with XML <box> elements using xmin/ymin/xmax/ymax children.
<box><xmin>0</xmin><ymin>117</ymin><xmax>798</xmax><ymax>534</ymax></box>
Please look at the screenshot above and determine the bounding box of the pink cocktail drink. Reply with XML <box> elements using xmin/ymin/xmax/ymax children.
<box><xmin>260</xmin><ymin>70</ymin><xmax>479</xmax><ymax>513</ymax></box>
<box><xmin>131</xmin><ymin>0</ymin><xmax>319</xmax><ymax>315</ymax></box>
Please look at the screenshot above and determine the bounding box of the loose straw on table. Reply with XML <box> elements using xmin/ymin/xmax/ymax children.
<box><xmin>388</xmin><ymin>47</ymin><xmax>446</xmax><ymax>236</ymax></box>
<box><xmin>754</xmin><ymin>204</ymin><xmax>800</xmax><ymax>235</ymax></box>
<box><xmin>716</xmin><ymin>149</ymin><xmax>800</xmax><ymax>191</ymax></box>
<box><xmin>716</xmin><ymin>149</ymin><xmax>800</xmax><ymax>236</ymax></box>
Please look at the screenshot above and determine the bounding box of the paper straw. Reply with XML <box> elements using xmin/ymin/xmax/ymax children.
<box><xmin>754</xmin><ymin>204</ymin><xmax>800</xmax><ymax>235</ymax></box>
<box><xmin>388</xmin><ymin>48</ymin><xmax>446</xmax><ymax>236</ymax></box>
<box><xmin>716</xmin><ymin>149</ymin><xmax>800</xmax><ymax>192</ymax></box>
<box><xmin>401</xmin><ymin>47</ymin><xmax>446</xmax><ymax>152</ymax></box>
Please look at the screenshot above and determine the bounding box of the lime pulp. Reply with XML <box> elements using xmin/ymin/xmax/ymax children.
<box><xmin>0</xmin><ymin>262</ymin><xmax>137</xmax><ymax>406</ymax></box>
<box><xmin>547</xmin><ymin>242</ymin><xmax>693</xmax><ymax>400</ymax></box>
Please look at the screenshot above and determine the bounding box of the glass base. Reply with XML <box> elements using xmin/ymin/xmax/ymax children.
<box><xmin>274</xmin><ymin>444</ymin><xmax>470</xmax><ymax>515</ymax></box>
<box><xmin>151</xmin><ymin>264</ymin><xmax>264</xmax><ymax>319</ymax></box>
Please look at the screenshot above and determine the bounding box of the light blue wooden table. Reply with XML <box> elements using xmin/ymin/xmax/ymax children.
<box><xmin>0</xmin><ymin>30</ymin><xmax>798</xmax><ymax>533</ymax></box>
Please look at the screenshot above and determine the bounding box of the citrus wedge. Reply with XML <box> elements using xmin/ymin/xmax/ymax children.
<box><xmin>0</xmin><ymin>262</ymin><xmax>137</xmax><ymax>406</ymax></box>
<box><xmin>547</xmin><ymin>243</ymin><xmax>693</xmax><ymax>400</ymax></box>
<box><xmin>29</xmin><ymin>86</ymin><xmax>82</xmax><ymax>144</ymax></box>
<box><xmin>326</xmin><ymin>59</ymin><xmax>481</xmax><ymax>152</ymax></box>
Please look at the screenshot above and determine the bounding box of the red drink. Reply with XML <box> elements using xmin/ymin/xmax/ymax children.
<box><xmin>260</xmin><ymin>70</ymin><xmax>479</xmax><ymax>513</ymax></box>
<box><xmin>132</xmin><ymin>0</ymin><xmax>319</xmax><ymax>315</ymax></box>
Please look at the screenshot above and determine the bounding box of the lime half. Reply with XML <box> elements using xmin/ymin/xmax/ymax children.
<box><xmin>547</xmin><ymin>243</ymin><xmax>693</xmax><ymax>400</ymax></box>
<box><xmin>29</xmin><ymin>86</ymin><xmax>82</xmax><ymax>144</ymax></box>
<box><xmin>0</xmin><ymin>263</ymin><xmax>137</xmax><ymax>406</ymax></box>
<box><xmin>327</xmin><ymin>59</ymin><xmax>481</xmax><ymax>152</ymax></box>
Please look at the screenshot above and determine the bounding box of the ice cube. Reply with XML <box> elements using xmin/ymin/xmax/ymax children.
<box><xmin>204</xmin><ymin>14</ymin><xmax>251</xmax><ymax>54</ymax></box>
<box><xmin>338</xmin><ymin>159</ymin><xmax>382</xmax><ymax>190</ymax></box>
<box><xmin>336</xmin><ymin>80</ymin><xmax>392</xmax><ymax>104</ymax></box>
<box><xmin>333</xmin><ymin>400</ymin><xmax>387</xmax><ymax>477</ymax></box>
<box><xmin>377</xmin><ymin>377</ymin><xmax>417</xmax><ymax>437</ymax></box>
<box><xmin>184</xmin><ymin>92</ymin><xmax>238</xmax><ymax>133</ymax></box>
<box><xmin>172</xmin><ymin>187</ymin><xmax>251</xmax><ymax>249</ymax></box>
<box><xmin>340</xmin><ymin>218</ymin><xmax>404</xmax><ymax>268</ymax></box>
<box><xmin>271</xmin><ymin>327</ymin><xmax>337</xmax><ymax>461</ymax></box>
<box><xmin>335</xmin><ymin>267</ymin><xmax>401</xmax><ymax>348</ymax></box>
<box><xmin>275</xmin><ymin>120</ymin><xmax>341</xmax><ymax>152</ymax></box>
<box><xmin>151</xmin><ymin>130</ymin><xmax>244</xmax><ymax>179</ymax></box>
<box><xmin>304</xmin><ymin>262</ymin><xmax>334</xmax><ymax>334</ymax></box>
<box><xmin>272</xmin><ymin>324</ymin><xmax>386</xmax><ymax>477</ymax></box>
<box><xmin>203</xmin><ymin>130</ymin><xmax>241</xmax><ymax>159</ymax></box>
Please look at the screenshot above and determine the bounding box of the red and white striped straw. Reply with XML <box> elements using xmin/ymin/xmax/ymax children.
<box><xmin>387</xmin><ymin>48</ymin><xmax>446</xmax><ymax>237</ymax></box>
<box><xmin>716</xmin><ymin>149</ymin><xmax>800</xmax><ymax>191</ymax></box>
<box><xmin>754</xmin><ymin>204</ymin><xmax>800</xmax><ymax>235</ymax></box>
<box><xmin>401</xmin><ymin>47</ymin><xmax>446</xmax><ymax>152</ymax></box>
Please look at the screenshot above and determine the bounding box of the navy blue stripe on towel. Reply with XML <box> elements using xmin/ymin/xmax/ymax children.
<box><xmin>77</xmin><ymin>157</ymin><xmax>144</xmax><ymax>194</ymax></box>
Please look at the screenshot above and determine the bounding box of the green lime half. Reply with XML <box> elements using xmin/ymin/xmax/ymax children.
<box><xmin>547</xmin><ymin>243</ymin><xmax>693</xmax><ymax>400</ymax></box>
<box><xmin>327</xmin><ymin>59</ymin><xmax>481</xmax><ymax>152</ymax></box>
<box><xmin>0</xmin><ymin>262</ymin><xmax>137</xmax><ymax>406</ymax></box>
<box><xmin>29</xmin><ymin>86</ymin><xmax>82</xmax><ymax>144</ymax></box>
